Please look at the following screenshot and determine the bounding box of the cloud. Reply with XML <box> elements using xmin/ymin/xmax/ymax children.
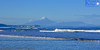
<box><xmin>28</xmin><ymin>19</ymin><xmax>33</xmax><ymax>22</ymax></box>
<box><xmin>79</xmin><ymin>14</ymin><xmax>100</xmax><ymax>18</ymax></box>
<box><xmin>0</xmin><ymin>17</ymin><xmax>20</xmax><ymax>20</ymax></box>
<box><xmin>76</xmin><ymin>14</ymin><xmax>100</xmax><ymax>25</ymax></box>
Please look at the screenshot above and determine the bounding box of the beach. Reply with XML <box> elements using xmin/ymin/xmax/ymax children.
<box><xmin>0</xmin><ymin>35</ymin><xmax>100</xmax><ymax>50</ymax></box>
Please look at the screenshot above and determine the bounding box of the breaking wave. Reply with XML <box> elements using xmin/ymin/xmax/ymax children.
<box><xmin>40</xmin><ymin>29</ymin><xmax>100</xmax><ymax>32</ymax></box>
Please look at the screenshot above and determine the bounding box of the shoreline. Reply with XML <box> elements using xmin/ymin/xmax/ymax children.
<box><xmin>0</xmin><ymin>34</ymin><xmax>69</xmax><ymax>40</ymax></box>
<box><xmin>0</xmin><ymin>34</ymin><xmax>100</xmax><ymax>42</ymax></box>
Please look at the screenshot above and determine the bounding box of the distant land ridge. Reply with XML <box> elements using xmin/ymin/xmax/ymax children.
<box><xmin>26</xmin><ymin>17</ymin><xmax>56</xmax><ymax>26</ymax></box>
<box><xmin>25</xmin><ymin>17</ymin><xmax>95</xmax><ymax>27</ymax></box>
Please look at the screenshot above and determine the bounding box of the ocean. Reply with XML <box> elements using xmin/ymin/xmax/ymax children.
<box><xmin>0</xmin><ymin>28</ymin><xmax>100</xmax><ymax>50</ymax></box>
<box><xmin>0</xmin><ymin>31</ymin><xmax>100</xmax><ymax>40</ymax></box>
<box><xmin>0</xmin><ymin>36</ymin><xmax>100</xmax><ymax>50</ymax></box>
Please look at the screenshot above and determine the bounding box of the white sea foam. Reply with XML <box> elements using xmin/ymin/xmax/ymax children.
<box><xmin>0</xmin><ymin>35</ymin><xmax>67</xmax><ymax>40</ymax></box>
<box><xmin>40</xmin><ymin>29</ymin><xmax>100</xmax><ymax>32</ymax></box>
<box><xmin>0</xmin><ymin>30</ymin><xmax>3</xmax><ymax>31</ymax></box>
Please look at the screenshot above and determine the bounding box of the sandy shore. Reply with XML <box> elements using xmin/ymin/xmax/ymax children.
<box><xmin>0</xmin><ymin>34</ymin><xmax>69</xmax><ymax>40</ymax></box>
<box><xmin>0</xmin><ymin>30</ymin><xmax>3</xmax><ymax>31</ymax></box>
<box><xmin>0</xmin><ymin>34</ymin><xmax>100</xmax><ymax>42</ymax></box>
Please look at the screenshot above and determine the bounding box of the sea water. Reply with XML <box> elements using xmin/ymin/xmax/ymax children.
<box><xmin>0</xmin><ymin>31</ymin><xmax>100</xmax><ymax>40</ymax></box>
<box><xmin>0</xmin><ymin>28</ymin><xmax>100</xmax><ymax>50</ymax></box>
<box><xmin>0</xmin><ymin>36</ymin><xmax>100</xmax><ymax>50</ymax></box>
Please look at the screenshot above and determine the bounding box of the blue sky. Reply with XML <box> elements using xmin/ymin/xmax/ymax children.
<box><xmin>0</xmin><ymin>0</ymin><xmax>100</xmax><ymax>25</ymax></box>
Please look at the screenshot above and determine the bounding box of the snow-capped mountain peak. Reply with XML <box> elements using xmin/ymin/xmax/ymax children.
<box><xmin>40</xmin><ymin>17</ymin><xmax>48</xmax><ymax>20</ymax></box>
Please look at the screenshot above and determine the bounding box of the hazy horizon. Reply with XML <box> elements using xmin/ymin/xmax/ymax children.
<box><xmin>0</xmin><ymin>0</ymin><xmax>100</xmax><ymax>25</ymax></box>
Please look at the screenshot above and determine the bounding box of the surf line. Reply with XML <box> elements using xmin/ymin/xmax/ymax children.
<box><xmin>0</xmin><ymin>34</ymin><xmax>100</xmax><ymax>42</ymax></box>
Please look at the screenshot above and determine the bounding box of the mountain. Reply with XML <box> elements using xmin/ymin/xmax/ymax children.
<box><xmin>26</xmin><ymin>17</ymin><xmax>95</xmax><ymax>28</ymax></box>
<box><xmin>57</xmin><ymin>21</ymin><xmax>93</xmax><ymax>26</ymax></box>
<box><xmin>26</xmin><ymin>17</ymin><xmax>56</xmax><ymax>26</ymax></box>
<box><xmin>48</xmin><ymin>21</ymin><xmax>95</xmax><ymax>28</ymax></box>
